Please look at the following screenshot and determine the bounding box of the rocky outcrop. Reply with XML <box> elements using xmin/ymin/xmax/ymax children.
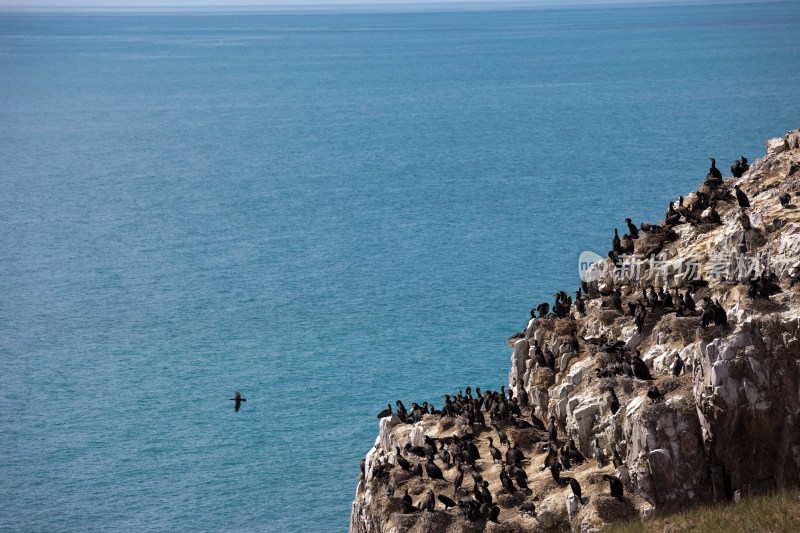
<box><xmin>351</xmin><ymin>129</ymin><xmax>800</xmax><ymax>532</ymax></box>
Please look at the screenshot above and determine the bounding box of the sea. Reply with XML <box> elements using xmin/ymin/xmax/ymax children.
<box><xmin>1</xmin><ymin>1</ymin><xmax>799</xmax><ymax>531</ymax></box>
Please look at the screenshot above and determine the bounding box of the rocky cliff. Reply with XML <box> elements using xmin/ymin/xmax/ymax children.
<box><xmin>351</xmin><ymin>129</ymin><xmax>800</xmax><ymax>533</ymax></box>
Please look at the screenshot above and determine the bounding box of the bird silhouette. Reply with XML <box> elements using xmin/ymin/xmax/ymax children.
<box><xmin>229</xmin><ymin>391</ymin><xmax>246</xmax><ymax>412</ymax></box>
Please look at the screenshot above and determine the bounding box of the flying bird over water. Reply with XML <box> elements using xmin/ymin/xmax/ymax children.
<box><xmin>229</xmin><ymin>391</ymin><xmax>246</xmax><ymax>412</ymax></box>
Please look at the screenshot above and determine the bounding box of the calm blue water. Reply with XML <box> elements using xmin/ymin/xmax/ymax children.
<box><xmin>1</xmin><ymin>2</ymin><xmax>799</xmax><ymax>531</ymax></box>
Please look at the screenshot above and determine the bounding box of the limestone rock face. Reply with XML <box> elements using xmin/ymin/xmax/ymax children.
<box><xmin>767</xmin><ymin>136</ymin><xmax>789</xmax><ymax>154</ymax></box>
<box><xmin>351</xmin><ymin>129</ymin><xmax>800</xmax><ymax>533</ymax></box>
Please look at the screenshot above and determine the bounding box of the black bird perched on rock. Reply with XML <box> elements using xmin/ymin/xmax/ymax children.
<box><xmin>647</xmin><ymin>385</ymin><xmax>664</xmax><ymax>402</ymax></box>
<box><xmin>395</xmin><ymin>447</ymin><xmax>411</xmax><ymax>471</ymax></box>
<box><xmin>780</xmin><ymin>193</ymin><xmax>791</xmax><ymax>207</ymax></box>
<box><xmin>481</xmin><ymin>481</ymin><xmax>493</xmax><ymax>506</ymax></box>
<box><xmin>548</xmin><ymin>415</ymin><xmax>558</xmax><ymax>443</ymax></box>
<box><xmin>607</xmin><ymin>388</ymin><xmax>620</xmax><ymax>415</ymax></box>
<box><xmin>437</xmin><ymin>494</ymin><xmax>456</xmax><ymax>511</ymax></box>
<box><xmin>708</xmin><ymin>158</ymin><xmax>722</xmax><ymax>181</ymax></box>
<box><xmin>530</xmin><ymin>411</ymin><xmax>546</xmax><ymax>430</ymax></box>
<box><xmin>632</xmin><ymin>352</ymin><xmax>653</xmax><ymax>380</ymax></box>
<box><xmin>513</xmin><ymin>466</ymin><xmax>530</xmax><ymax>491</ymax></box>
<box><xmin>396</xmin><ymin>400</ymin><xmax>408</xmax><ymax>422</ymax></box>
<box><xmin>454</xmin><ymin>464</ymin><xmax>464</xmax><ymax>492</ymax></box>
<box><xmin>594</xmin><ymin>438</ymin><xmax>606</xmax><ymax>468</ymax></box>
<box><xmin>229</xmin><ymin>391</ymin><xmax>246</xmax><ymax>412</ymax></box>
<box><xmin>488</xmin><ymin>505</ymin><xmax>500</xmax><ymax>523</ymax></box>
<box><xmin>567</xmin><ymin>439</ymin><xmax>585</xmax><ymax>464</ymax></box>
<box><xmin>562</xmin><ymin>476</ymin><xmax>583</xmax><ymax>503</ymax></box>
<box><xmin>634</xmin><ymin>301</ymin><xmax>647</xmax><ymax>334</ymax></box>
<box><xmin>672</xmin><ymin>354</ymin><xmax>685</xmax><ymax>377</ymax></box>
<box><xmin>611</xmin><ymin>290</ymin><xmax>623</xmax><ymax>314</ymax></box>
<box><xmin>625</xmin><ymin>218</ymin><xmax>639</xmax><ymax>239</ymax></box>
<box><xmin>420</xmin><ymin>490</ymin><xmax>435</xmax><ymax>513</ymax></box>
<box><xmin>740</xmin><ymin>156</ymin><xmax>749</xmax><ymax>173</ymax></box>
<box><xmin>520</xmin><ymin>499</ymin><xmax>537</xmax><ymax>516</ymax></box>
<box><xmin>550</xmin><ymin>459</ymin><xmax>562</xmax><ymax>484</ymax></box>
<box><xmin>734</xmin><ymin>184</ymin><xmax>750</xmax><ymax>208</ymax></box>
<box><xmin>401</xmin><ymin>489</ymin><xmax>416</xmax><ymax>513</ymax></box>
<box><xmin>507</xmin><ymin>442</ymin><xmax>525</xmax><ymax>465</ymax></box>
<box><xmin>470</xmin><ymin>466</ymin><xmax>483</xmax><ymax>485</ymax></box>
<box><xmin>493</xmin><ymin>424</ymin><xmax>509</xmax><ymax>447</ymax></box>
<box><xmin>425</xmin><ymin>455</ymin><xmax>446</xmax><ymax>481</ymax></box>
<box><xmin>404</xmin><ymin>443</ymin><xmax>426</xmax><ymax>458</ymax></box>
<box><xmin>568</xmin><ymin>331</ymin><xmax>580</xmax><ymax>353</ymax></box>
<box><xmin>612</xmin><ymin>228</ymin><xmax>622</xmax><ymax>255</ymax></box>
<box><xmin>487</xmin><ymin>437</ymin><xmax>503</xmax><ymax>464</ymax></box>
<box><xmin>731</xmin><ymin>159</ymin><xmax>743</xmax><ymax>178</ymax></box>
<box><xmin>558</xmin><ymin>447</ymin><xmax>571</xmax><ymax>470</ymax></box>
<box><xmin>500</xmin><ymin>466</ymin><xmax>517</xmax><ymax>494</ymax></box>
<box><xmin>377</xmin><ymin>403</ymin><xmax>392</xmax><ymax>418</ymax></box>
<box><xmin>603</xmin><ymin>474</ymin><xmax>624</xmax><ymax>500</ymax></box>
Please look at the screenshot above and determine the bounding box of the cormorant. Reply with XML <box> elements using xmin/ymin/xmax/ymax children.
<box><xmin>734</xmin><ymin>184</ymin><xmax>750</xmax><ymax>208</ymax></box>
<box><xmin>708</xmin><ymin>158</ymin><xmax>722</xmax><ymax>181</ymax></box>
<box><xmin>377</xmin><ymin>403</ymin><xmax>392</xmax><ymax>418</ymax></box>
<box><xmin>594</xmin><ymin>438</ymin><xmax>606</xmax><ymax>468</ymax></box>
<box><xmin>513</xmin><ymin>467</ymin><xmax>529</xmax><ymax>491</ymax></box>
<box><xmin>567</xmin><ymin>439</ymin><xmax>586</xmax><ymax>464</ymax></box>
<box><xmin>228</xmin><ymin>391</ymin><xmax>246</xmax><ymax>412</ymax></box>
<box><xmin>611</xmin><ymin>290</ymin><xmax>623</xmax><ymax>314</ymax></box>
<box><xmin>647</xmin><ymin>385</ymin><xmax>664</xmax><ymax>402</ymax></box>
<box><xmin>454</xmin><ymin>464</ymin><xmax>464</xmax><ymax>492</ymax></box>
<box><xmin>634</xmin><ymin>301</ymin><xmax>647</xmax><ymax>334</ymax></box>
<box><xmin>487</xmin><ymin>437</ymin><xmax>502</xmax><ymax>464</ymax></box>
<box><xmin>420</xmin><ymin>490</ymin><xmax>435</xmax><ymax>513</ymax></box>
<box><xmin>672</xmin><ymin>354</ymin><xmax>684</xmax><ymax>377</ymax></box>
<box><xmin>562</xmin><ymin>476</ymin><xmax>583</xmax><ymax>502</ymax></box>
<box><xmin>401</xmin><ymin>489</ymin><xmax>416</xmax><ymax>513</ymax></box>
<box><xmin>500</xmin><ymin>466</ymin><xmax>517</xmax><ymax>494</ymax></box>
<box><xmin>612</xmin><ymin>228</ymin><xmax>622</xmax><ymax>255</ymax></box>
<box><xmin>494</xmin><ymin>424</ymin><xmax>509</xmax><ymax>447</ymax></box>
<box><xmin>395</xmin><ymin>447</ymin><xmax>411</xmax><ymax>471</ymax></box>
<box><xmin>470</xmin><ymin>467</ymin><xmax>483</xmax><ymax>485</ymax></box>
<box><xmin>607</xmin><ymin>388</ymin><xmax>620</xmax><ymax>415</ymax></box>
<box><xmin>481</xmin><ymin>480</ymin><xmax>493</xmax><ymax>506</ymax></box>
<box><xmin>632</xmin><ymin>352</ymin><xmax>653</xmax><ymax>380</ymax></box>
<box><xmin>396</xmin><ymin>400</ymin><xmax>408</xmax><ymax>422</ymax></box>
<box><xmin>625</xmin><ymin>218</ymin><xmax>639</xmax><ymax>239</ymax></box>
<box><xmin>550</xmin><ymin>459</ymin><xmax>562</xmax><ymax>484</ymax></box>
<box><xmin>437</xmin><ymin>494</ymin><xmax>457</xmax><ymax>511</ymax></box>
<box><xmin>548</xmin><ymin>415</ymin><xmax>558</xmax><ymax>443</ymax></box>
<box><xmin>488</xmin><ymin>505</ymin><xmax>500</xmax><ymax>523</ymax></box>
<box><xmin>530</xmin><ymin>411</ymin><xmax>546</xmax><ymax>430</ymax></box>
<box><xmin>740</xmin><ymin>156</ymin><xmax>749</xmax><ymax>173</ymax></box>
<box><xmin>404</xmin><ymin>443</ymin><xmax>426</xmax><ymax>457</ymax></box>
<box><xmin>426</xmin><ymin>455</ymin><xmax>446</xmax><ymax>481</ymax></box>
<box><xmin>558</xmin><ymin>447</ymin><xmax>571</xmax><ymax>470</ymax></box>
<box><xmin>731</xmin><ymin>159</ymin><xmax>742</xmax><ymax>178</ymax></box>
<box><xmin>603</xmin><ymin>474</ymin><xmax>624</xmax><ymax>500</ymax></box>
<box><xmin>520</xmin><ymin>500</ymin><xmax>537</xmax><ymax>516</ymax></box>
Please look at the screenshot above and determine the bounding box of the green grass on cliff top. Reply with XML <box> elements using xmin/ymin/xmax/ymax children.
<box><xmin>605</xmin><ymin>489</ymin><xmax>800</xmax><ymax>533</ymax></box>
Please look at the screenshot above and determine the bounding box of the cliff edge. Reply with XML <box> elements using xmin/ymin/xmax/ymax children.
<box><xmin>351</xmin><ymin>129</ymin><xmax>800</xmax><ymax>533</ymax></box>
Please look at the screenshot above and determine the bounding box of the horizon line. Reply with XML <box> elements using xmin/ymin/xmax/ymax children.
<box><xmin>0</xmin><ymin>0</ymin><xmax>775</xmax><ymax>15</ymax></box>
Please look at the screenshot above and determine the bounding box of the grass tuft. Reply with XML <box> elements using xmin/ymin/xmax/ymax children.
<box><xmin>604</xmin><ymin>489</ymin><xmax>800</xmax><ymax>533</ymax></box>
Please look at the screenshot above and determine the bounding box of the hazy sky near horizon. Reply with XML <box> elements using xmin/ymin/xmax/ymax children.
<box><xmin>0</xmin><ymin>0</ymin><xmax>739</xmax><ymax>8</ymax></box>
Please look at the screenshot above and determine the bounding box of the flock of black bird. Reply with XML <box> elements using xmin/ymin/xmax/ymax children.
<box><xmin>366</xmin><ymin>385</ymin><xmax>626</xmax><ymax>523</ymax></box>
<box><xmin>365</xmin><ymin>155</ymin><xmax>798</xmax><ymax>524</ymax></box>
